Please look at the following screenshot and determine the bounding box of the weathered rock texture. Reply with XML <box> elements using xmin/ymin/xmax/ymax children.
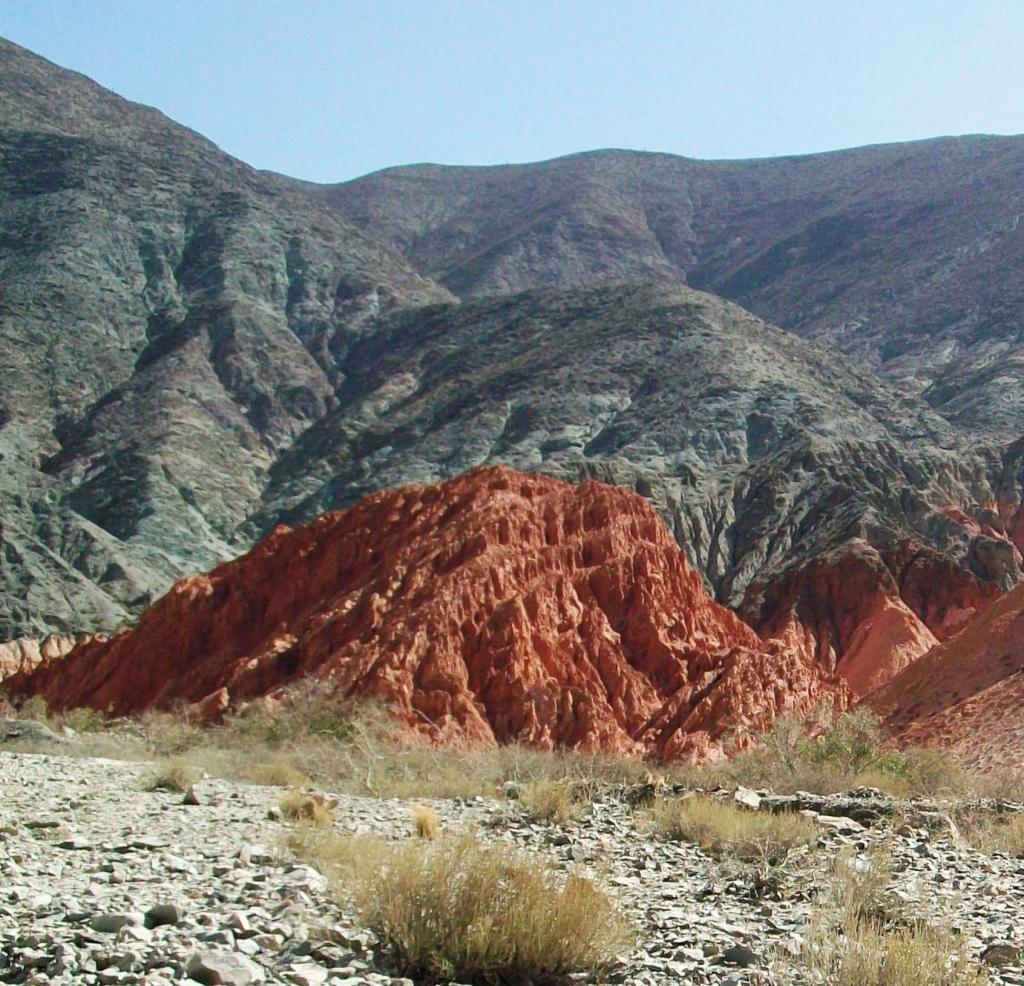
<box><xmin>13</xmin><ymin>468</ymin><xmax>847</xmax><ymax>759</ymax></box>
<box><xmin>0</xmin><ymin>634</ymin><xmax>78</xmax><ymax>681</ymax></box>
<box><xmin>867</xmin><ymin>583</ymin><xmax>1024</xmax><ymax>771</ymax></box>
<box><xmin>3</xmin><ymin>32</ymin><xmax>1024</xmax><ymax>721</ymax></box>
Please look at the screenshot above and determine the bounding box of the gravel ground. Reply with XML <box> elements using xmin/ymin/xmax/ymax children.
<box><xmin>2</xmin><ymin>750</ymin><xmax>1023</xmax><ymax>985</ymax></box>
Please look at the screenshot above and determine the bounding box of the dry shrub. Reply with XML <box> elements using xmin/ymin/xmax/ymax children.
<box><xmin>278</xmin><ymin>790</ymin><xmax>334</xmax><ymax>827</ymax></box>
<box><xmin>827</xmin><ymin>848</ymin><xmax>905</xmax><ymax>928</ymax></box>
<box><xmin>645</xmin><ymin>796</ymin><xmax>817</xmax><ymax>863</ymax></box>
<box><xmin>411</xmin><ymin>804</ymin><xmax>441</xmax><ymax>839</ymax></box>
<box><xmin>793</xmin><ymin>848</ymin><xmax>985</xmax><ymax>985</ymax></box>
<box><xmin>242</xmin><ymin>760</ymin><xmax>312</xmax><ymax>788</ymax></box>
<box><xmin>722</xmin><ymin>709</ymin><xmax>979</xmax><ymax>798</ymax></box>
<box><xmin>520</xmin><ymin>779</ymin><xmax>586</xmax><ymax>824</ymax></box>
<box><xmin>145</xmin><ymin>756</ymin><xmax>200</xmax><ymax>792</ymax></box>
<box><xmin>961</xmin><ymin>810</ymin><xmax>1024</xmax><ymax>856</ymax></box>
<box><xmin>293</xmin><ymin>831</ymin><xmax>633</xmax><ymax>983</ymax></box>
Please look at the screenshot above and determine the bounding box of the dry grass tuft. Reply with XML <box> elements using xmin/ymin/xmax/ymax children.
<box><xmin>292</xmin><ymin>831</ymin><xmax>634</xmax><ymax>983</ymax></box>
<box><xmin>145</xmin><ymin>756</ymin><xmax>200</xmax><ymax>793</ymax></box>
<box><xmin>961</xmin><ymin>810</ymin><xmax>1024</xmax><ymax>856</ymax></box>
<box><xmin>278</xmin><ymin>790</ymin><xmax>334</xmax><ymax>827</ymax></box>
<box><xmin>411</xmin><ymin>804</ymin><xmax>441</xmax><ymax>839</ymax></box>
<box><xmin>796</xmin><ymin>919</ymin><xmax>988</xmax><ymax>985</ymax></box>
<box><xmin>519</xmin><ymin>778</ymin><xmax>586</xmax><ymax>824</ymax></box>
<box><xmin>791</xmin><ymin>847</ymin><xmax>985</xmax><ymax>985</ymax></box>
<box><xmin>242</xmin><ymin>760</ymin><xmax>312</xmax><ymax>788</ymax></box>
<box><xmin>645</xmin><ymin>796</ymin><xmax>817</xmax><ymax>863</ymax></box>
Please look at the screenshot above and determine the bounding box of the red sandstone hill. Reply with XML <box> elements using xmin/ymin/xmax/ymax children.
<box><xmin>11</xmin><ymin>467</ymin><xmax>849</xmax><ymax>760</ymax></box>
<box><xmin>866</xmin><ymin>582</ymin><xmax>1024</xmax><ymax>771</ymax></box>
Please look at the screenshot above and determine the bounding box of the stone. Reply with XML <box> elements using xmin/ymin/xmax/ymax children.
<box><xmin>144</xmin><ymin>904</ymin><xmax>185</xmax><ymax>928</ymax></box>
<box><xmin>720</xmin><ymin>943</ymin><xmax>760</xmax><ymax>967</ymax></box>
<box><xmin>89</xmin><ymin>913</ymin><xmax>144</xmax><ymax>934</ymax></box>
<box><xmin>185</xmin><ymin>950</ymin><xmax>266</xmax><ymax>985</ymax></box>
<box><xmin>981</xmin><ymin>943</ymin><xmax>1021</xmax><ymax>968</ymax></box>
<box><xmin>733</xmin><ymin>787</ymin><xmax>761</xmax><ymax>810</ymax></box>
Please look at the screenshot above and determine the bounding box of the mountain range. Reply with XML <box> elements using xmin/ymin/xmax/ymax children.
<box><xmin>3</xmin><ymin>37</ymin><xmax>1024</xmax><ymax>755</ymax></box>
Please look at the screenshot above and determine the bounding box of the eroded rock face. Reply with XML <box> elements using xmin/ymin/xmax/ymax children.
<box><xmin>867</xmin><ymin>583</ymin><xmax>1024</xmax><ymax>771</ymax></box>
<box><xmin>12</xmin><ymin>468</ymin><xmax>846</xmax><ymax>758</ymax></box>
<box><xmin>0</xmin><ymin>634</ymin><xmax>79</xmax><ymax>681</ymax></box>
<box><xmin>744</xmin><ymin>540</ymin><xmax>1004</xmax><ymax>698</ymax></box>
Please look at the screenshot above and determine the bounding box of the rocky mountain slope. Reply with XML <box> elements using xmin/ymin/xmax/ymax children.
<box><xmin>322</xmin><ymin>139</ymin><xmax>1024</xmax><ymax>439</ymax></box>
<box><xmin>11</xmin><ymin>467</ymin><xmax>847</xmax><ymax>759</ymax></box>
<box><xmin>0</xmin><ymin>38</ymin><xmax>449</xmax><ymax>636</ymax></box>
<box><xmin>2</xmin><ymin>33</ymin><xmax>1024</xmax><ymax>717</ymax></box>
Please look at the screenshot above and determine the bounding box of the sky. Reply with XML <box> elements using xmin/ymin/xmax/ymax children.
<box><xmin>2</xmin><ymin>1</ymin><xmax>1023</xmax><ymax>183</ymax></box>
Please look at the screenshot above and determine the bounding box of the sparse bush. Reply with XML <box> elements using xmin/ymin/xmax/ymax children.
<box><xmin>723</xmin><ymin>709</ymin><xmax>976</xmax><ymax>798</ymax></box>
<box><xmin>60</xmin><ymin>706</ymin><xmax>108</xmax><ymax>734</ymax></box>
<box><xmin>293</xmin><ymin>831</ymin><xmax>634</xmax><ymax>983</ymax></box>
<box><xmin>962</xmin><ymin>810</ymin><xmax>1024</xmax><ymax>856</ymax></box>
<box><xmin>146</xmin><ymin>756</ymin><xmax>200</xmax><ymax>792</ymax></box>
<box><xmin>644</xmin><ymin>796</ymin><xmax>817</xmax><ymax>863</ymax></box>
<box><xmin>520</xmin><ymin>778</ymin><xmax>587</xmax><ymax>824</ymax></box>
<box><xmin>18</xmin><ymin>695</ymin><xmax>50</xmax><ymax>723</ymax></box>
<box><xmin>242</xmin><ymin>760</ymin><xmax>312</xmax><ymax>788</ymax></box>
<box><xmin>278</xmin><ymin>790</ymin><xmax>334</xmax><ymax>827</ymax></box>
<box><xmin>411</xmin><ymin>804</ymin><xmax>441</xmax><ymax>839</ymax></box>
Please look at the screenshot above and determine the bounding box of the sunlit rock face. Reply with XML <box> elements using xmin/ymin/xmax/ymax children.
<box><xmin>11</xmin><ymin>467</ymin><xmax>847</xmax><ymax>760</ymax></box>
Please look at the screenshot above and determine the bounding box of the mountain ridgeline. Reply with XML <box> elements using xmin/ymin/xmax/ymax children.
<box><xmin>2</xmin><ymin>34</ymin><xmax>1023</xmax><ymax>715</ymax></box>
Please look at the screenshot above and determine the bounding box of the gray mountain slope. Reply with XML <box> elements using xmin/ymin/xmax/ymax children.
<box><xmin>1</xmin><ymin>36</ymin><xmax>1022</xmax><ymax>643</ymax></box>
<box><xmin>321</xmin><ymin>141</ymin><xmax>1024</xmax><ymax>438</ymax></box>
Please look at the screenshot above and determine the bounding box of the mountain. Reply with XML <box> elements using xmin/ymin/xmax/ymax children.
<box><xmin>2</xmin><ymin>34</ymin><xmax>1023</xmax><ymax>711</ymax></box>
<box><xmin>0</xmin><ymin>38</ymin><xmax>449</xmax><ymax>635</ymax></box>
<box><xmin>322</xmin><ymin>140</ymin><xmax>1024</xmax><ymax>439</ymax></box>
<box><xmin>10</xmin><ymin>467</ymin><xmax>847</xmax><ymax>759</ymax></box>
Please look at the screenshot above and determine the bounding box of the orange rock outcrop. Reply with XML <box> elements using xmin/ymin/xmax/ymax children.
<box><xmin>867</xmin><ymin>583</ymin><xmax>1024</xmax><ymax>771</ymax></box>
<box><xmin>12</xmin><ymin>467</ymin><xmax>847</xmax><ymax>759</ymax></box>
<box><xmin>744</xmin><ymin>541</ymin><xmax>938</xmax><ymax>698</ymax></box>
<box><xmin>0</xmin><ymin>634</ymin><xmax>80</xmax><ymax>681</ymax></box>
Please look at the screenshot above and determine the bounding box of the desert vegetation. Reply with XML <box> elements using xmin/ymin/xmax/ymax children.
<box><xmin>643</xmin><ymin>794</ymin><xmax>818</xmax><ymax>863</ymax></box>
<box><xmin>6</xmin><ymin>687</ymin><xmax>1020</xmax><ymax>806</ymax></box>
<box><xmin>789</xmin><ymin>848</ymin><xmax>987</xmax><ymax>985</ymax></box>
<box><xmin>289</xmin><ymin>828</ymin><xmax>634</xmax><ymax>983</ymax></box>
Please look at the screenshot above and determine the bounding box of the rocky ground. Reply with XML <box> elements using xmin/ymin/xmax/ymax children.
<box><xmin>2</xmin><ymin>750</ymin><xmax>1023</xmax><ymax>985</ymax></box>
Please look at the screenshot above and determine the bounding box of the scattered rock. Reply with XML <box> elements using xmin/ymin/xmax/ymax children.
<box><xmin>185</xmin><ymin>950</ymin><xmax>266</xmax><ymax>985</ymax></box>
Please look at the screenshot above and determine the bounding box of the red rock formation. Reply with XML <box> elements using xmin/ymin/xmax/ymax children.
<box><xmin>744</xmin><ymin>537</ymin><xmax>1009</xmax><ymax>698</ymax></box>
<box><xmin>11</xmin><ymin>467</ymin><xmax>846</xmax><ymax>759</ymax></box>
<box><xmin>743</xmin><ymin>541</ymin><xmax>938</xmax><ymax>698</ymax></box>
<box><xmin>880</xmin><ymin>541</ymin><xmax>1003</xmax><ymax>642</ymax></box>
<box><xmin>867</xmin><ymin>583</ymin><xmax>1024</xmax><ymax>771</ymax></box>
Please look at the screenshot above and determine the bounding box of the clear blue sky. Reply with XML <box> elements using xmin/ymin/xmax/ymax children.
<box><xmin>3</xmin><ymin>1</ymin><xmax>1023</xmax><ymax>183</ymax></box>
